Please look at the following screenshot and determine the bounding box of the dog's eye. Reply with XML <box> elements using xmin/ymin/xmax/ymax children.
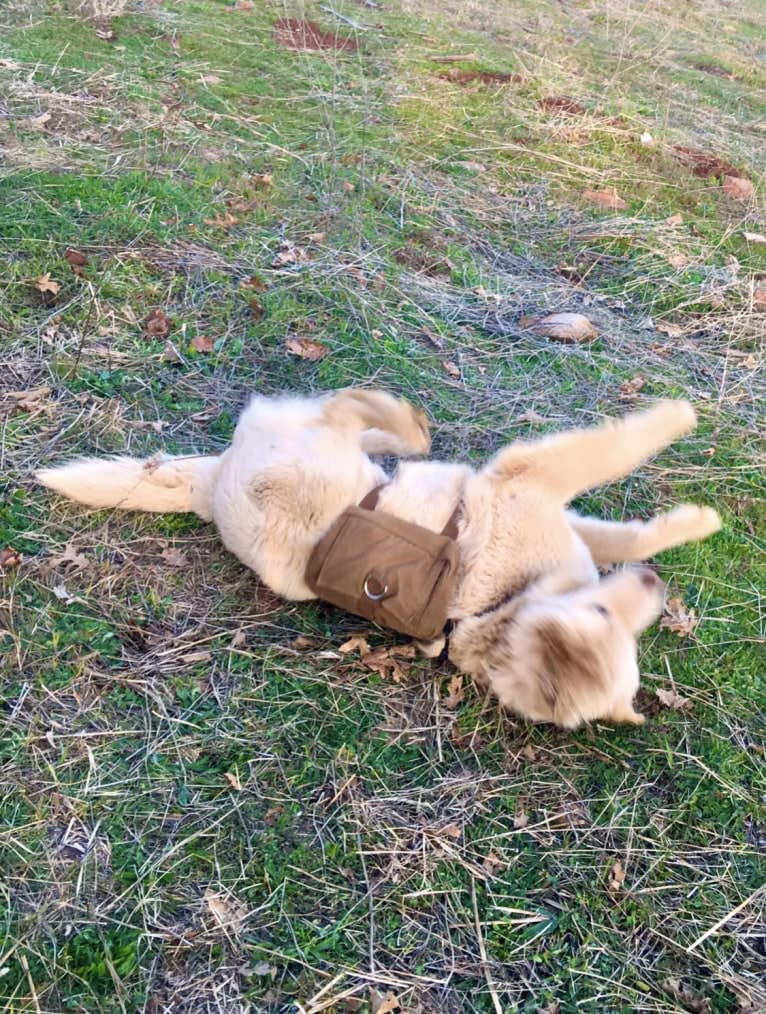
<box><xmin>593</xmin><ymin>604</ymin><xmax>610</xmax><ymax>617</ymax></box>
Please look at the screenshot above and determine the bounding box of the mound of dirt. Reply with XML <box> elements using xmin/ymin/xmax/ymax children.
<box><xmin>273</xmin><ymin>17</ymin><xmax>358</xmax><ymax>52</ymax></box>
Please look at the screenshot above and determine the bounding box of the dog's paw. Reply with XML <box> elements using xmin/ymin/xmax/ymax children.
<box><xmin>664</xmin><ymin>504</ymin><xmax>722</xmax><ymax>542</ymax></box>
<box><xmin>651</xmin><ymin>399</ymin><xmax>697</xmax><ymax>435</ymax></box>
<box><xmin>405</xmin><ymin>403</ymin><xmax>431</xmax><ymax>455</ymax></box>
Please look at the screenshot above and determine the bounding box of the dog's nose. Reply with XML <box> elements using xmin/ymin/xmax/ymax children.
<box><xmin>638</xmin><ymin>566</ymin><xmax>664</xmax><ymax>590</ymax></box>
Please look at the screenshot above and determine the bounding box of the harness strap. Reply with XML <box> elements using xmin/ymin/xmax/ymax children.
<box><xmin>359</xmin><ymin>483</ymin><xmax>461</xmax><ymax>539</ymax></box>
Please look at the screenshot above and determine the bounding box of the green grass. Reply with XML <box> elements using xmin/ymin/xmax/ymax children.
<box><xmin>1</xmin><ymin>0</ymin><xmax>765</xmax><ymax>1011</ymax></box>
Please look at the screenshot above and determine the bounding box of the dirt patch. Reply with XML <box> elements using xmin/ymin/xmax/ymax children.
<box><xmin>672</xmin><ymin>145</ymin><xmax>742</xmax><ymax>179</ymax></box>
<box><xmin>694</xmin><ymin>62</ymin><xmax>737</xmax><ymax>80</ymax></box>
<box><xmin>273</xmin><ymin>17</ymin><xmax>358</xmax><ymax>52</ymax></box>
<box><xmin>538</xmin><ymin>95</ymin><xmax>587</xmax><ymax>115</ymax></box>
<box><xmin>438</xmin><ymin>69</ymin><xmax>522</xmax><ymax>85</ymax></box>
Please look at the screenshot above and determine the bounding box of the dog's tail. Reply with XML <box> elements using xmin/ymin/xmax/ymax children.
<box><xmin>321</xmin><ymin>388</ymin><xmax>430</xmax><ymax>456</ymax></box>
<box><xmin>35</xmin><ymin>453</ymin><xmax>221</xmax><ymax>521</ymax></box>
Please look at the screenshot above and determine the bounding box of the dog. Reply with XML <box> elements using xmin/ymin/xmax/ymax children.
<box><xmin>36</xmin><ymin>388</ymin><xmax>721</xmax><ymax>729</ymax></box>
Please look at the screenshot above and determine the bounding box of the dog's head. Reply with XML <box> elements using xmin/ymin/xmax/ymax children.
<box><xmin>452</xmin><ymin>567</ymin><xmax>666</xmax><ymax>728</ymax></box>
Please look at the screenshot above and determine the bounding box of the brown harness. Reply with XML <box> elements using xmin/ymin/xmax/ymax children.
<box><xmin>305</xmin><ymin>484</ymin><xmax>463</xmax><ymax>641</ymax></box>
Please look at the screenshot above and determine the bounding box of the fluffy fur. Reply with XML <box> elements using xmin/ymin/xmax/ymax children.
<box><xmin>36</xmin><ymin>388</ymin><xmax>721</xmax><ymax>729</ymax></box>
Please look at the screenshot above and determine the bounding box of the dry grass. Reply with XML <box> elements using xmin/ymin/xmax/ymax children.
<box><xmin>1</xmin><ymin>0</ymin><xmax>764</xmax><ymax>1011</ymax></box>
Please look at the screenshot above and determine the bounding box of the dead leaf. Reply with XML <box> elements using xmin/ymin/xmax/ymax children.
<box><xmin>619</xmin><ymin>375</ymin><xmax>645</xmax><ymax>399</ymax></box>
<box><xmin>513</xmin><ymin>812</ymin><xmax>529</xmax><ymax>829</ymax></box>
<box><xmin>660</xmin><ymin>596</ymin><xmax>698</xmax><ymax>637</ymax></box>
<box><xmin>47</xmin><ymin>543</ymin><xmax>88</xmax><ymax>573</ymax></box>
<box><xmin>250</xmin><ymin>173</ymin><xmax>272</xmax><ymax>187</ymax></box>
<box><xmin>442</xmin><ymin>673</ymin><xmax>465</xmax><ymax>709</ymax></box>
<box><xmin>230</xmin><ymin>629</ymin><xmax>246</xmax><ymax>648</ymax></box>
<box><xmin>370</xmin><ymin>991</ymin><xmax>401</xmax><ymax>1014</ymax></box>
<box><xmin>723</xmin><ymin>176</ymin><xmax>754</xmax><ymax>200</ymax></box>
<box><xmin>339</xmin><ymin>635</ymin><xmax>371</xmax><ymax>656</ymax></box>
<box><xmin>249</xmin><ymin>298</ymin><xmax>264</xmax><ymax>321</ymax></box>
<box><xmin>539</xmin><ymin>95</ymin><xmax>587</xmax><ymax>115</ymax></box>
<box><xmin>666</xmin><ymin>212</ymin><xmax>684</xmax><ymax>226</ymax></box>
<box><xmin>520</xmin><ymin>312</ymin><xmax>597</xmax><ymax>343</ymax></box>
<box><xmin>285</xmin><ymin>337</ymin><xmax>329</xmax><ymax>362</ymax></box>
<box><xmin>439</xmin><ymin>823</ymin><xmax>462</xmax><ymax>838</ymax></box>
<box><xmin>203</xmin><ymin>211</ymin><xmax>238</xmax><ymax>229</ymax></box>
<box><xmin>753</xmin><ymin>285</ymin><xmax>766</xmax><ymax>309</ymax></box>
<box><xmin>224</xmin><ymin>771</ymin><xmax>243</xmax><ymax>791</ymax></box>
<box><xmin>655</xmin><ymin>321</ymin><xmax>683</xmax><ymax>338</ymax></box>
<box><xmin>292</xmin><ymin>635</ymin><xmax>319</xmax><ymax>651</ymax></box>
<box><xmin>204</xmin><ymin>889</ymin><xmax>246</xmax><ymax>932</ymax></box>
<box><xmin>143</xmin><ymin>308</ymin><xmax>172</xmax><ymax>339</ymax></box>
<box><xmin>10</xmin><ymin>386</ymin><xmax>51</xmax><ymax>413</ymax></box>
<box><xmin>656</xmin><ymin>687</ymin><xmax>692</xmax><ymax>711</ymax></box>
<box><xmin>64</xmin><ymin>248</ymin><xmax>88</xmax><ymax>275</ymax></box>
<box><xmin>667</xmin><ymin>253</ymin><xmax>690</xmax><ymax>269</ymax></box>
<box><xmin>190</xmin><ymin>335</ymin><xmax>214</xmax><ymax>353</ymax></box>
<box><xmin>342</xmin><ymin>181</ymin><xmax>355</xmax><ymax>193</ymax></box>
<box><xmin>308</xmin><ymin>231</ymin><xmax>326</xmax><ymax>243</ymax></box>
<box><xmin>52</xmin><ymin>582</ymin><xmax>76</xmax><ymax>603</ymax></box>
<box><xmin>743</xmin><ymin>231</ymin><xmax>766</xmax><ymax>245</ymax></box>
<box><xmin>582</xmin><ymin>187</ymin><xmax>627</xmax><ymax>210</ymax></box>
<box><xmin>518</xmin><ymin>408</ymin><xmax>547</xmax><ymax>425</ymax></box>
<box><xmin>608</xmin><ymin>859</ymin><xmax>626</xmax><ymax>893</ymax></box>
<box><xmin>361</xmin><ymin>646</ymin><xmax>408</xmax><ymax>683</ymax></box>
<box><xmin>522</xmin><ymin>743</ymin><xmax>537</xmax><ymax>762</ymax></box>
<box><xmin>0</xmin><ymin>547</ymin><xmax>22</xmax><ymax>570</ymax></box>
<box><xmin>272</xmin><ymin>241</ymin><xmax>309</xmax><ymax>268</ymax></box>
<box><xmin>663</xmin><ymin>976</ymin><xmax>712</xmax><ymax>1014</ymax></box>
<box><xmin>26</xmin><ymin>110</ymin><xmax>51</xmax><ymax>130</ymax></box>
<box><xmin>241</xmin><ymin>274</ymin><xmax>268</xmax><ymax>292</ymax></box>
<box><xmin>34</xmin><ymin>273</ymin><xmax>60</xmax><ymax>295</ymax></box>
<box><xmin>200</xmin><ymin>73</ymin><xmax>222</xmax><ymax>85</ymax></box>
<box><xmin>442</xmin><ymin>360</ymin><xmax>460</xmax><ymax>378</ymax></box>
<box><xmin>160</xmin><ymin>547</ymin><xmax>188</xmax><ymax>567</ymax></box>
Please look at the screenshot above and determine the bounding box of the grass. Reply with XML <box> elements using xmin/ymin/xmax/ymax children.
<box><xmin>1</xmin><ymin>0</ymin><xmax>765</xmax><ymax>1011</ymax></box>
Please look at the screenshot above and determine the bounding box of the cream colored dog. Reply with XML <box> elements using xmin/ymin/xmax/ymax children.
<box><xmin>37</xmin><ymin>388</ymin><xmax>720</xmax><ymax>729</ymax></box>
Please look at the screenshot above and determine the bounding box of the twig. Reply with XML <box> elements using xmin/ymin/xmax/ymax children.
<box><xmin>471</xmin><ymin>878</ymin><xmax>503</xmax><ymax>1014</ymax></box>
<box><xmin>319</xmin><ymin>6</ymin><xmax>370</xmax><ymax>30</ymax></box>
<box><xmin>688</xmin><ymin>882</ymin><xmax>766</xmax><ymax>952</ymax></box>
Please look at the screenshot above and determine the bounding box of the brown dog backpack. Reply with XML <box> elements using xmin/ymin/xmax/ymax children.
<box><xmin>305</xmin><ymin>486</ymin><xmax>460</xmax><ymax>641</ymax></box>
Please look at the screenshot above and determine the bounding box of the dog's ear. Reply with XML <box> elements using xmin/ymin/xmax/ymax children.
<box><xmin>534</xmin><ymin>618</ymin><xmax>609</xmax><ymax>729</ymax></box>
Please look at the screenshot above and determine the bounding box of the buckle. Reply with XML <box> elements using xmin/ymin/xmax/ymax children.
<box><xmin>363</xmin><ymin>575</ymin><xmax>388</xmax><ymax>601</ymax></box>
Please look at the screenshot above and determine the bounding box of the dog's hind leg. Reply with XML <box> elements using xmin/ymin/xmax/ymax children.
<box><xmin>488</xmin><ymin>401</ymin><xmax>697</xmax><ymax>502</ymax></box>
<box><xmin>568</xmin><ymin>505</ymin><xmax>721</xmax><ymax>564</ymax></box>
<box><xmin>321</xmin><ymin>389</ymin><xmax>430</xmax><ymax>456</ymax></box>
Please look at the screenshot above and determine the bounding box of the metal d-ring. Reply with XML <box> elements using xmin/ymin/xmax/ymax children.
<box><xmin>363</xmin><ymin>576</ymin><xmax>388</xmax><ymax>601</ymax></box>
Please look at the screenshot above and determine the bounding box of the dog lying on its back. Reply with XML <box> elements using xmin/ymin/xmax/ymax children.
<box><xmin>37</xmin><ymin>388</ymin><xmax>721</xmax><ymax>729</ymax></box>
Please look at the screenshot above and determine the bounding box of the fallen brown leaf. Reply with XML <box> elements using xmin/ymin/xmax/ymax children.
<box><xmin>442</xmin><ymin>360</ymin><xmax>460</xmax><ymax>378</ymax></box>
<box><xmin>539</xmin><ymin>95</ymin><xmax>586</xmax><ymax>115</ymax></box>
<box><xmin>0</xmin><ymin>547</ymin><xmax>23</xmax><ymax>569</ymax></box>
<box><xmin>665</xmin><ymin>212</ymin><xmax>684</xmax><ymax>226</ymax></box>
<box><xmin>143</xmin><ymin>308</ymin><xmax>172</xmax><ymax>340</ymax></box>
<box><xmin>520</xmin><ymin>312</ymin><xmax>597</xmax><ymax>343</ymax></box>
<box><xmin>47</xmin><ymin>543</ymin><xmax>89</xmax><ymax>573</ymax></box>
<box><xmin>667</xmin><ymin>252</ymin><xmax>690</xmax><ymax>269</ymax></box>
<box><xmin>249</xmin><ymin>298</ymin><xmax>264</xmax><ymax>321</ymax></box>
<box><xmin>308</xmin><ymin>231</ymin><xmax>326</xmax><ymax>243</ymax></box>
<box><xmin>285</xmin><ymin>337</ymin><xmax>329</xmax><ymax>362</ymax></box>
<box><xmin>361</xmin><ymin>645</ymin><xmax>408</xmax><ymax>683</ymax></box>
<box><xmin>582</xmin><ymin>187</ymin><xmax>627</xmax><ymax>210</ymax></box>
<box><xmin>224</xmin><ymin>771</ymin><xmax>243</xmax><ymax>791</ymax></box>
<box><xmin>203</xmin><ymin>212</ymin><xmax>239</xmax><ymax>229</ymax></box>
<box><xmin>272</xmin><ymin>241</ymin><xmax>309</xmax><ymax>268</ymax></box>
<box><xmin>190</xmin><ymin>335</ymin><xmax>214</xmax><ymax>353</ymax></box>
<box><xmin>723</xmin><ymin>176</ymin><xmax>754</xmax><ymax>200</ymax></box>
<box><xmin>292</xmin><ymin>635</ymin><xmax>319</xmax><ymax>651</ymax></box>
<box><xmin>370</xmin><ymin>991</ymin><xmax>401</xmax><ymax>1014</ymax></box>
<box><xmin>339</xmin><ymin>635</ymin><xmax>371</xmax><ymax>655</ymax></box>
<box><xmin>204</xmin><ymin>889</ymin><xmax>247</xmax><ymax>932</ymax></box>
<box><xmin>656</xmin><ymin>687</ymin><xmax>692</xmax><ymax>711</ymax></box>
<box><xmin>663</xmin><ymin>976</ymin><xmax>712</xmax><ymax>1014</ymax></box>
<box><xmin>608</xmin><ymin>859</ymin><xmax>626</xmax><ymax>893</ymax></box>
<box><xmin>241</xmin><ymin>274</ymin><xmax>269</xmax><ymax>292</ymax></box>
<box><xmin>619</xmin><ymin>375</ymin><xmax>645</xmax><ymax>399</ymax></box>
<box><xmin>10</xmin><ymin>386</ymin><xmax>51</xmax><ymax>413</ymax></box>
<box><xmin>27</xmin><ymin>111</ymin><xmax>51</xmax><ymax>131</ymax></box>
<box><xmin>655</xmin><ymin>321</ymin><xmax>683</xmax><ymax>337</ymax></box>
<box><xmin>252</xmin><ymin>172</ymin><xmax>273</xmax><ymax>186</ymax></box>
<box><xmin>660</xmin><ymin>596</ymin><xmax>697</xmax><ymax>637</ymax></box>
<box><xmin>518</xmin><ymin>408</ymin><xmax>547</xmax><ymax>425</ymax></box>
<box><xmin>513</xmin><ymin>812</ymin><xmax>529</xmax><ymax>830</ymax></box>
<box><xmin>442</xmin><ymin>673</ymin><xmax>465</xmax><ymax>709</ymax></box>
<box><xmin>439</xmin><ymin>822</ymin><xmax>462</xmax><ymax>838</ymax></box>
<box><xmin>64</xmin><ymin>248</ymin><xmax>88</xmax><ymax>275</ymax></box>
<box><xmin>753</xmin><ymin>285</ymin><xmax>766</xmax><ymax>309</ymax></box>
<box><xmin>160</xmin><ymin>547</ymin><xmax>189</xmax><ymax>567</ymax></box>
<box><xmin>34</xmin><ymin>273</ymin><xmax>60</xmax><ymax>295</ymax></box>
